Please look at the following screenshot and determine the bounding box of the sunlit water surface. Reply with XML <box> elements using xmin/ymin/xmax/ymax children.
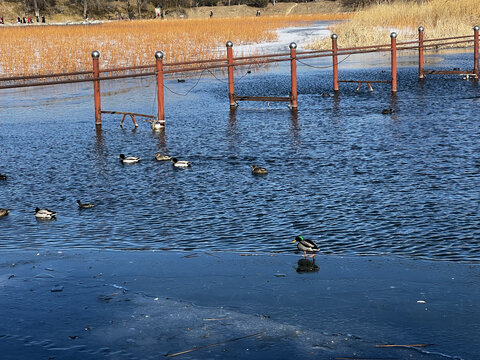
<box><xmin>0</xmin><ymin>49</ymin><xmax>479</xmax><ymax>261</ymax></box>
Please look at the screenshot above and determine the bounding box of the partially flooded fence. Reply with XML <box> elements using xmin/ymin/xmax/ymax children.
<box><xmin>0</xmin><ymin>25</ymin><xmax>478</xmax><ymax>128</ymax></box>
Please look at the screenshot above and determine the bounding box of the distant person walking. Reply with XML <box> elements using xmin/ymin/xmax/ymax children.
<box><xmin>42</xmin><ymin>15</ymin><xmax>45</xmax><ymax>23</ymax></box>
<box><xmin>210</xmin><ymin>10</ymin><xmax>213</xmax><ymax>18</ymax></box>
<box><xmin>0</xmin><ymin>17</ymin><xmax>4</xmax><ymax>25</ymax></box>
<box><xmin>256</xmin><ymin>10</ymin><xmax>261</xmax><ymax>16</ymax></box>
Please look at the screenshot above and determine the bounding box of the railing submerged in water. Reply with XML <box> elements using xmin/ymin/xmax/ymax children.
<box><xmin>0</xmin><ymin>26</ymin><xmax>478</xmax><ymax>128</ymax></box>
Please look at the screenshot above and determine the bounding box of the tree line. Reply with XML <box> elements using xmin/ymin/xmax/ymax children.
<box><xmin>3</xmin><ymin>0</ymin><xmax>373</xmax><ymax>19</ymax></box>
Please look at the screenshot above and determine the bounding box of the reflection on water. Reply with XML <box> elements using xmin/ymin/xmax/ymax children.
<box><xmin>295</xmin><ymin>258</ymin><xmax>319</xmax><ymax>273</ymax></box>
<box><xmin>155</xmin><ymin>127</ymin><xmax>168</xmax><ymax>153</ymax></box>
<box><xmin>0</xmin><ymin>51</ymin><xmax>479</xmax><ymax>262</ymax></box>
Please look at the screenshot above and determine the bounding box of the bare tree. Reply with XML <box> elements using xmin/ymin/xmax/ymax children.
<box><xmin>32</xmin><ymin>0</ymin><xmax>39</xmax><ymax>16</ymax></box>
<box><xmin>82</xmin><ymin>0</ymin><xmax>88</xmax><ymax>18</ymax></box>
<box><xmin>137</xmin><ymin>0</ymin><xmax>147</xmax><ymax>18</ymax></box>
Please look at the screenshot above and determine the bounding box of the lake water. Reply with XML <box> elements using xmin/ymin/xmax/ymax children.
<box><xmin>0</xmin><ymin>48</ymin><xmax>479</xmax><ymax>261</ymax></box>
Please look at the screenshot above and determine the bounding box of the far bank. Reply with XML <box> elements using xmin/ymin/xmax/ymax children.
<box><xmin>0</xmin><ymin>1</ymin><xmax>351</xmax><ymax>23</ymax></box>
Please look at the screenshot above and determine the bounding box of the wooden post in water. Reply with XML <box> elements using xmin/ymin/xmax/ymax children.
<box><xmin>92</xmin><ymin>50</ymin><xmax>101</xmax><ymax>126</ymax></box>
<box><xmin>226</xmin><ymin>41</ymin><xmax>235</xmax><ymax>108</ymax></box>
<box><xmin>289</xmin><ymin>42</ymin><xmax>298</xmax><ymax>109</ymax></box>
<box><xmin>418</xmin><ymin>26</ymin><xmax>424</xmax><ymax>80</ymax></box>
<box><xmin>390</xmin><ymin>32</ymin><xmax>397</xmax><ymax>93</ymax></box>
<box><xmin>331</xmin><ymin>34</ymin><xmax>339</xmax><ymax>92</ymax></box>
<box><xmin>155</xmin><ymin>51</ymin><xmax>165</xmax><ymax>127</ymax></box>
<box><xmin>474</xmin><ymin>26</ymin><xmax>479</xmax><ymax>80</ymax></box>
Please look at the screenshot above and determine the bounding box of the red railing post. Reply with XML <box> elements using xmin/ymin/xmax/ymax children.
<box><xmin>290</xmin><ymin>42</ymin><xmax>298</xmax><ymax>109</ymax></box>
<box><xmin>331</xmin><ymin>34</ymin><xmax>339</xmax><ymax>92</ymax></box>
<box><xmin>155</xmin><ymin>51</ymin><xmax>165</xmax><ymax>127</ymax></box>
<box><xmin>391</xmin><ymin>32</ymin><xmax>397</xmax><ymax>93</ymax></box>
<box><xmin>474</xmin><ymin>26</ymin><xmax>479</xmax><ymax>80</ymax></box>
<box><xmin>418</xmin><ymin>26</ymin><xmax>424</xmax><ymax>80</ymax></box>
<box><xmin>91</xmin><ymin>50</ymin><xmax>101</xmax><ymax>126</ymax></box>
<box><xmin>226</xmin><ymin>41</ymin><xmax>235</xmax><ymax>108</ymax></box>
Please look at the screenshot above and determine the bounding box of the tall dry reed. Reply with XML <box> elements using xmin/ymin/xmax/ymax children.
<box><xmin>0</xmin><ymin>14</ymin><xmax>348</xmax><ymax>77</ymax></box>
<box><xmin>310</xmin><ymin>0</ymin><xmax>480</xmax><ymax>49</ymax></box>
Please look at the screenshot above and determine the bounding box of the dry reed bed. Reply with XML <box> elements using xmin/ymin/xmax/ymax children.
<box><xmin>310</xmin><ymin>0</ymin><xmax>480</xmax><ymax>50</ymax></box>
<box><xmin>0</xmin><ymin>14</ymin><xmax>349</xmax><ymax>77</ymax></box>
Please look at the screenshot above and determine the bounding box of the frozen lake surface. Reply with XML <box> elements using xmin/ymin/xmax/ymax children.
<box><xmin>1</xmin><ymin>250</ymin><xmax>479</xmax><ymax>359</ymax></box>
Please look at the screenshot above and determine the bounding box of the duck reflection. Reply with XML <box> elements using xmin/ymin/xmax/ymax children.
<box><xmin>295</xmin><ymin>258</ymin><xmax>319</xmax><ymax>273</ymax></box>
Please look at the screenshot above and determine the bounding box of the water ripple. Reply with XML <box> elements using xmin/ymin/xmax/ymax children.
<box><xmin>0</xmin><ymin>54</ymin><xmax>479</xmax><ymax>262</ymax></box>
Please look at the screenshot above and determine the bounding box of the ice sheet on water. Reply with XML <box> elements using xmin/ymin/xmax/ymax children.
<box><xmin>219</xmin><ymin>22</ymin><xmax>332</xmax><ymax>56</ymax></box>
<box><xmin>85</xmin><ymin>291</ymin><xmax>437</xmax><ymax>360</ymax></box>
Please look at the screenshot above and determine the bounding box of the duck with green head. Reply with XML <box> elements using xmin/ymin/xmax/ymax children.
<box><xmin>292</xmin><ymin>235</ymin><xmax>319</xmax><ymax>258</ymax></box>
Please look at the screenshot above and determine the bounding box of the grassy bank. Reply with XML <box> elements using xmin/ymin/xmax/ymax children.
<box><xmin>0</xmin><ymin>13</ymin><xmax>349</xmax><ymax>77</ymax></box>
<box><xmin>310</xmin><ymin>0</ymin><xmax>480</xmax><ymax>49</ymax></box>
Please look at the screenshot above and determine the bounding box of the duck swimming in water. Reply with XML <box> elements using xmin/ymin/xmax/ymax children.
<box><xmin>0</xmin><ymin>209</ymin><xmax>9</xmax><ymax>217</ymax></box>
<box><xmin>155</xmin><ymin>153</ymin><xmax>172</xmax><ymax>161</ymax></box>
<box><xmin>77</xmin><ymin>200</ymin><xmax>94</xmax><ymax>209</ymax></box>
<box><xmin>292</xmin><ymin>235</ymin><xmax>319</xmax><ymax>258</ymax></box>
<box><xmin>171</xmin><ymin>158</ymin><xmax>191</xmax><ymax>168</ymax></box>
<box><xmin>251</xmin><ymin>164</ymin><xmax>268</xmax><ymax>175</ymax></box>
<box><xmin>35</xmin><ymin>207</ymin><xmax>57</xmax><ymax>219</ymax></box>
<box><xmin>0</xmin><ymin>174</ymin><xmax>7</xmax><ymax>180</ymax></box>
<box><xmin>119</xmin><ymin>154</ymin><xmax>141</xmax><ymax>164</ymax></box>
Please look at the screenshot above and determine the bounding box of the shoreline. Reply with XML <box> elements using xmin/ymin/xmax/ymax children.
<box><xmin>1</xmin><ymin>249</ymin><xmax>479</xmax><ymax>359</ymax></box>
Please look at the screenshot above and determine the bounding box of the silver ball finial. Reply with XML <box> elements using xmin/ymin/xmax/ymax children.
<box><xmin>91</xmin><ymin>50</ymin><xmax>100</xmax><ymax>59</ymax></box>
<box><xmin>155</xmin><ymin>51</ymin><xmax>164</xmax><ymax>59</ymax></box>
<box><xmin>474</xmin><ymin>26</ymin><xmax>479</xmax><ymax>31</ymax></box>
<box><xmin>418</xmin><ymin>26</ymin><xmax>424</xmax><ymax>32</ymax></box>
<box><xmin>226</xmin><ymin>41</ymin><xmax>233</xmax><ymax>48</ymax></box>
<box><xmin>390</xmin><ymin>32</ymin><xmax>397</xmax><ymax>38</ymax></box>
<box><xmin>331</xmin><ymin>33</ymin><xmax>338</xmax><ymax>39</ymax></box>
<box><xmin>289</xmin><ymin>42</ymin><xmax>297</xmax><ymax>49</ymax></box>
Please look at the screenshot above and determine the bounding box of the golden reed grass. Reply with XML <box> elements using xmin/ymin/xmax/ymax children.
<box><xmin>310</xmin><ymin>0</ymin><xmax>480</xmax><ymax>49</ymax></box>
<box><xmin>0</xmin><ymin>14</ymin><xmax>349</xmax><ymax>77</ymax></box>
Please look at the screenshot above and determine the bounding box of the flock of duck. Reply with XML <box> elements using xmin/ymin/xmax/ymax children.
<box><xmin>120</xmin><ymin>153</ymin><xmax>270</xmax><ymax>175</ymax></box>
<box><xmin>0</xmin><ymin>156</ymin><xmax>319</xmax><ymax>257</ymax></box>
<box><xmin>0</xmin><ymin>153</ymin><xmax>269</xmax><ymax>219</ymax></box>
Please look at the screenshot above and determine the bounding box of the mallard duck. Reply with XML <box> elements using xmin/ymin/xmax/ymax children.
<box><xmin>381</xmin><ymin>108</ymin><xmax>394</xmax><ymax>115</ymax></box>
<box><xmin>119</xmin><ymin>154</ymin><xmax>141</xmax><ymax>164</ymax></box>
<box><xmin>152</xmin><ymin>121</ymin><xmax>164</xmax><ymax>130</ymax></box>
<box><xmin>251</xmin><ymin>164</ymin><xmax>268</xmax><ymax>175</ymax></box>
<box><xmin>155</xmin><ymin>153</ymin><xmax>172</xmax><ymax>161</ymax></box>
<box><xmin>0</xmin><ymin>208</ymin><xmax>9</xmax><ymax>217</ymax></box>
<box><xmin>171</xmin><ymin>158</ymin><xmax>191</xmax><ymax>168</ymax></box>
<box><xmin>35</xmin><ymin>207</ymin><xmax>57</xmax><ymax>219</ymax></box>
<box><xmin>0</xmin><ymin>174</ymin><xmax>7</xmax><ymax>180</ymax></box>
<box><xmin>292</xmin><ymin>235</ymin><xmax>319</xmax><ymax>258</ymax></box>
<box><xmin>77</xmin><ymin>200</ymin><xmax>94</xmax><ymax>209</ymax></box>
